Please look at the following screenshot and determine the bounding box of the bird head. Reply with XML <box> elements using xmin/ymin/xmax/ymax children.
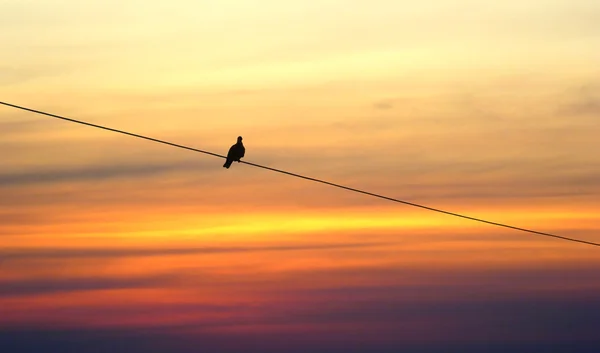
<box><xmin>237</xmin><ymin>136</ymin><xmax>243</xmax><ymax>142</ymax></box>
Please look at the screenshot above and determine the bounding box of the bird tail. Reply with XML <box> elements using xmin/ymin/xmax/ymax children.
<box><xmin>223</xmin><ymin>160</ymin><xmax>232</xmax><ymax>168</ymax></box>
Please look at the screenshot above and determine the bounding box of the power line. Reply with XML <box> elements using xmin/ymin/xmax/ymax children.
<box><xmin>1</xmin><ymin>100</ymin><xmax>598</xmax><ymax>247</ymax></box>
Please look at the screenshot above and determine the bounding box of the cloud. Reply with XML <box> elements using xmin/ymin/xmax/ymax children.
<box><xmin>373</xmin><ymin>99</ymin><xmax>395</xmax><ymax>110</ymax></box>
<box><xmin>0</xmin><ymin>327</ymin><xmax>597</xmax><ymax>353</ymax></box>
<box><xmin>1</xmin><ymin>242</ymin><xmax>386</xmax><ymax>262</ymax></box>
<box><xmin>250</xmin><ymin>294</ymin><xmax>600</xmax><ymax>336</ymax></box>
<box><xmin>1</xmin><ymin>283</ymin><xmax>599</xmax><ymax>351</ymax></box>
<box><xmin>0</xmin><ymin>160</ymin><xmax>214</xmax><ymax>187</ymax></box>
<box><xmin>562</xmin><ymin>84</ymin><xmax>600</xmax><ymax>116</ymax></box>
<box><xmin>1</xmin><ymin>256</ymin><xmax>599</xmax><ymax>351</ymax></box>
<box><xmin>0</xmin><ymin>274</ymin><xmax>174</xmax><ymax>297</ymax></box>
<box><xmin>0</xmin><ymin>119</ymin><xmax>56</xmax><ymax>134</ymax></box>
<box><xmin>0</xmin><ymin>67</ymin><xmax>56</xmax><ymax>86</ymax></box>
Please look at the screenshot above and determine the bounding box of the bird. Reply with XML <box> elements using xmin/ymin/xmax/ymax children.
<box><xmin>223</xmin><ymin>136</ymin><xmax>245</xmax><ymax>169</ymax></box>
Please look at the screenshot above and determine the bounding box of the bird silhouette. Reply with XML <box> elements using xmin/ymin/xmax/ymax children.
<box><xmin>223</xmin><ymin>136</ymin><xmax>245</xmax><ymax>169</ymax></box>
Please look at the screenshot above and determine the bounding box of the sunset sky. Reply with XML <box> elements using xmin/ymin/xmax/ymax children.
<box><xmin>1</xmin><ymin>1</ymin><xmax>600</xmax><ymax>352</ymax></box>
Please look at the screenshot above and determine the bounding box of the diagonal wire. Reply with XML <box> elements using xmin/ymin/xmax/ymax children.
<box><xmin>1</xmin><ymin>100</ymin><xmax>598</xmax><ymax>247</ymax></box>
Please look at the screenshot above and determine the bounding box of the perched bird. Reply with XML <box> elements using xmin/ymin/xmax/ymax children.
<box><xmin>223</xmin><ymin>136</ymin><xmax>245</xmax><ymax>169</ymax></box>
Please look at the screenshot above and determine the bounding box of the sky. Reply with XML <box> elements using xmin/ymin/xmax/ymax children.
<box><xmin>1</xmin><ymin>0</ymin><xmax>600</xmax><ymax>352</ymax></box>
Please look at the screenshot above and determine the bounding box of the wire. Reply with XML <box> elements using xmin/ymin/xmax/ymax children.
<box><xmin>1</xmin><ymin>100</ymin><xmax>598</xmax><ymax>247</ymax></box>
